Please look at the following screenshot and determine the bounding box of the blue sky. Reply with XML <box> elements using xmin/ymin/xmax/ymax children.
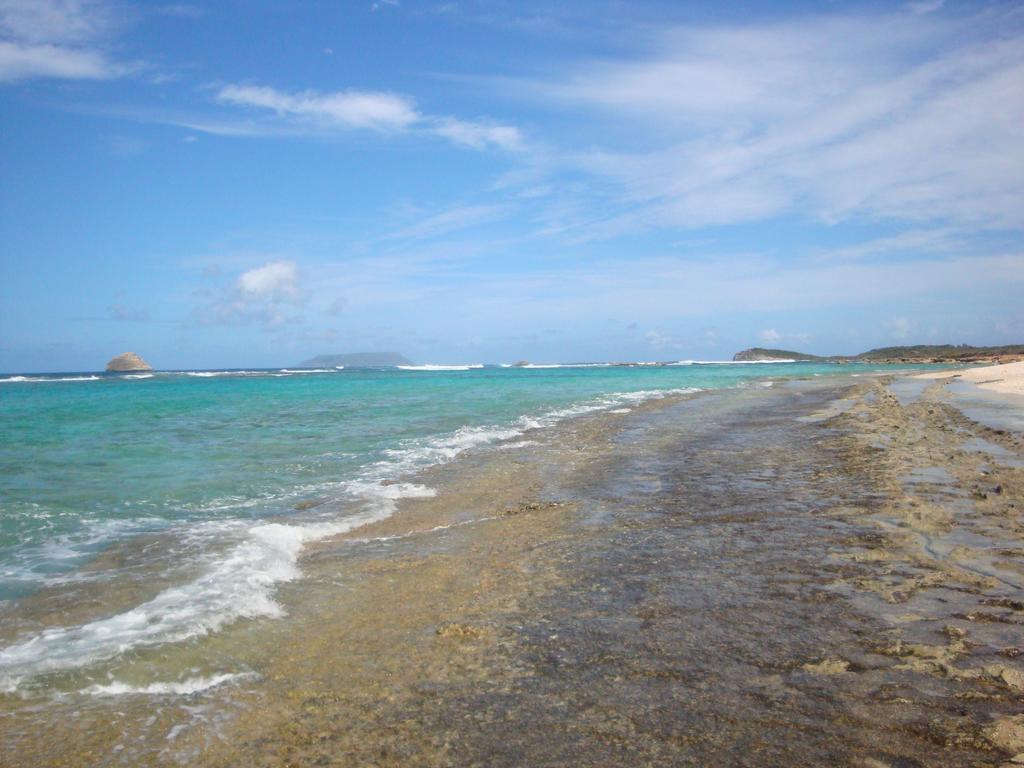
<box><xmin>1</xmin><ymin>0</ymin><xmax>1022</xmax><ymax>370</ymax></box>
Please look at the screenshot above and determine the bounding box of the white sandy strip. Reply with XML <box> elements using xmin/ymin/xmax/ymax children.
<box><xmin>914</xmin><ymin>360</ymin><xmax>1024</xmax><ymax>396</ymax></box>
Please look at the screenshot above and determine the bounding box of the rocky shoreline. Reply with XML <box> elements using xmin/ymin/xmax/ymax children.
<box><xmin>2</xmin><ymin>373</ymin><xmax>1022</xmax><ymax>766</ymax></box>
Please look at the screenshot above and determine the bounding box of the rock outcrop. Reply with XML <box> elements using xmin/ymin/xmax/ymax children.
<box><xmin>105</xmin><ymin>352</ymin><xmax>153</xmax><ymax>372</ymax></box>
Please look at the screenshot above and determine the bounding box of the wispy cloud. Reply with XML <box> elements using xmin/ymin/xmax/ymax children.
<box><xmin>0</xmin><ymin>0</ymin><xmax>126</xmax><ymax>82</ymax></box>
<box><xmin>906</xmin><ymin>0</ymin><xmax>944</xmax><ymax>16</ymax></box>
<box><xmin>382</xmin><ymin>203</ymin><xmax>510</xmax><ymax>241</ymax></box>
<box><xmin>812</xmin><ymin>228</ymin><xmax>967</xmax><ymax>263</ymax></box>
<box><xmin>0</xmin><ymin>41</ymin><xmax>120</xmax><ymax>81</ymax></box>
<box><xmin>0</xmin><ymin>0</ymin><xmax>116</xmax><ymax>43</ymax></box>
<box><xmin>216</xmin><ymin>85</ymin><xmax>420</xmax><ymax>132</ymax></box>
<box><xmin>241</xmin><ymin>246</ymin><xmax>1021</xmax><ymax>361</ymax></box>
<box><xmin>507</xmin><ymin>10</ymin><xmax>1024</xmax><ymax>235</ymax></box>
<box><xmin>212</xmin><ymin>82</ymin><xmax>522</xmax><ymax>150</ymax></box>
<box><xmin>430</xmin><ymin>116</ymin><xmax>522</xmax><ymax>150</ymax></box>
<box><xmin>198</xmin><ymin>260</ymin><xmax>306</xmax><ymax>328</ymax></box>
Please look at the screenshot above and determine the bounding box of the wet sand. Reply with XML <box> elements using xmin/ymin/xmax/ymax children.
<box><xmin>2</xmin><ymin>375</ymin><xmax>1023</xmax><ymax>766</ymax></box>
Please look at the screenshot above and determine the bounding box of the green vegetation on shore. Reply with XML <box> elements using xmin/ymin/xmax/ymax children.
<box><xmin>857</xmin><ymin>344</ymin><xmax>1024</xmax><ymax>361</ymax></box>
<box><xmin>732</xmin><ymin>348</ymin><xmax>826</xmax><ymax>362</ymax></box>
<box><xmin>734</xmin><ymin>344</ymin><xmax>1024</xmax><ymax>363</ymax></box>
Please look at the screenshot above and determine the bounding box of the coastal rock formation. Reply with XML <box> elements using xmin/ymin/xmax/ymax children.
<box><xmin>105</xmin><ymin>352</ymin><xmax>153</xmax><ymax>372</ymax></box>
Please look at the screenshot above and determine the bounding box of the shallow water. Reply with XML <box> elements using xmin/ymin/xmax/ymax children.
<box><xmin>0</xmin><ymin>371</ymin><xmax>1020</xmax><ymax>766</ymax></box>
<box><xmin>0</xmin><ymin>361</ymin><xmax>931</xmax><ymax>694</ymax></box>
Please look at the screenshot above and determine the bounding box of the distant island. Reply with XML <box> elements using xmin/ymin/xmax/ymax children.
<box><xmin>299</xmin><ymin>351</ymin><xmax>414</xmax><ymax>368</ymax></box>
<box><xmin>733</xmin><ymin>348</ymin><xmax>823</xmax><ymax>362</ymax></box>
<box><xmin>734</xmin><ymin>344</ymin><xmax>1024</xmax><ymax>364</ymax></box>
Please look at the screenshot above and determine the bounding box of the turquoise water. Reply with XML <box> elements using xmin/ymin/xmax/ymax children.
<box><xmin>0</xmin><ymin>361</ymin><xmax>922</xmax><ymax>690</ymax></box>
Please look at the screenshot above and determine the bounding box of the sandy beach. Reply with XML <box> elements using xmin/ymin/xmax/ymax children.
<box><xmin>3</xmin><ymin>370</ymin><xmax>1023</xmax><ymax>767</ymax></box>
<box><xmin>914</xmin><ymin>360</ymin><xmax>1024</xmax><ymax>396</ymax></box>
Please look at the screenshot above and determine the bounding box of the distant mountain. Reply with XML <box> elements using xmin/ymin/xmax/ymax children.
<box><xmin>732</xmin><ymin>348</ymin><xmax>825</xmax><ymax>362</ymax></box>
<box><xmin>298</xmin><ymin>351</ymin><xmax>414</xmax><ymax>368</ymax></box>
<box><xmin>733</xmin><ymin>344</ymin><xmax>1024</xmax><ymax>363</ymax></box>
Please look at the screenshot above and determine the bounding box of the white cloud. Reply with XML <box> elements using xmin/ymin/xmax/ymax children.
<box><xmin>0</xmin><ymin>40</ymin><xmax>119</xmax><ymax>81</ymax></box>
<box><xmin>430</xmin><ymin>117</ymin><xmax>522</xmax><ymax>150</ymax></box>
<box><xmin>513</xmin><ymin>11</ymin><xmax>1024</xmax><ymax>233</ymax></box>
<box><xmin>402</xmin><ymin>251</ymin><xmax>1023</xmax><ymax>326</ymax></box>
<box><xmin>245</xmin><ymin>245</ymin><xmax>1021</xmax><ymax>356</ymax></box>
<box><xmin>237</xmin><ymin>261</ymin><xmax>301</xmax><ymax>303</ymax></box>
<box><xmin>202</xmin><ymin>260</ymin><xmax>304</xmax><ymax>328</ymax></box>
<box><xmin>759</xmin><ymin>329</ymin><xmax>781</xmax><ymax>344</ymax></box>
<box><xmin>813</xmin><ymin>228</ymin><xmax>961</xmax><ymax>262</ymax></box>
<box><xmin>0</xmin><ymin>0</ymin><xmax>114</xmax><ymax>44</ymax></box>
<box><xmin>216</xmin><ymin>85</ymin><xmax>419</xmax><ymax>132</ymax></box>
<box><xmin>213</xmin><ymin>83</ymin><xmax>521</xmax><ymax>150</ymax></box>
<box><xmin>0</xmin><ymin>0</ymin><xmax>124</xmax><ymax>82</ymax></box>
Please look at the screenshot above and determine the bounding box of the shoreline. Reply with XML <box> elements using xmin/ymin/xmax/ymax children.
<box><xmin>2</xmin><ymin>372</ymin><xmax>1023</xmax><ymax>765</ymax></box>
<box><xmin>913</xmin><ymin>359</ymin><xmax>1024</xmax><ymax>396</ymax></box>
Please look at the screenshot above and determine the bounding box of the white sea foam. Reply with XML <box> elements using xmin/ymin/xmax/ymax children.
<box><xmin>397</xmin><ymin>364</ymin><xmax>483</xmax><ymax>371</ymax></box>
<box><xmin>123</xmin><ymin>373</ymin><xmax>154</xmax><ymax>379</ymax></box>
<box><xmin>181</xmin><ymin>370</ymin><xmax>271</xmax><ymax>378</ymax></box>
<box><xmin>0</xmin><ymin>383</ymin><xmax>705</xmax><ymax>693</ymax></box>
<box><xmin>279</xmin><ymin>369</ymin><xmax>334</xmax><ymax>374</ymax></box>
<box><xmin>518</xmin><ymin>363</ymin><xmax>612</xmax><ymax>369</ymax></box>
<box><xmin>0</xmin><ymin>375</ymin><xmax>101</xmax><ymax>383</ymax></box>
<box><xmin>84</xmin><ymin>672</ymin><xmax>254</xmax><ymax>696</ymax></box>
<box><xmin>0</xmin><ymin>511</ymin><xmax>384</xmax><ymax>692</ymax></box>
<box><xmin>609</xmin><ymin>408</ymin><xmax>632</xmax><ymax>414</ymax></box>
<box><xmin>671</xmin><ymin>359</ymin><xmax>797</xmax><ymax>365</ymax></box>
<box><xmin>1</xmin><ymin>514</ymin><xmax>170</xmax><ymax>590</ymax></box>
<box><xmin>334</xmin><ymin>366</ymin><xmax>345</xmax><ymax>370</ymax></box>
<box><xmin>340</xmin><ymin>482</ymin><xmax>436</xmax><ymax>517</ymax></box>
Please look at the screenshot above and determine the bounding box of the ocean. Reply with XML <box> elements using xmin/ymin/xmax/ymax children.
<box><xmin>0</xmin><ymin>361</ymin><xmax>919</xmax><ymax>695</ymax></box>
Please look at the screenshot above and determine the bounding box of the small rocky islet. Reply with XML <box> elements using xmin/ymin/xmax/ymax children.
<box><xmin>104</xmin><ymin>352</ymin><xmax>153</xmax><ymax>372</ymax></box>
